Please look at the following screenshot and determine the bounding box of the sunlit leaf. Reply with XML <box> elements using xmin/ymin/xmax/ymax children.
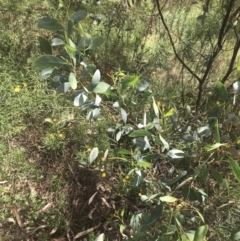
<box><xmin>230</xmin><ymin>229</ymin><xmax>240</xmax><ymax>240</ymax></box>
<box><xmin>122</xmin><ymin>76</ymin><xmax>139</xmax><ymax>90</ymax></box>
<box><xmin>159</xmin><ymin>196</ymin><xmax>177</xmax><ymax>203</ymax></box>
<box><xmin>204</xmin><ymin>143</ymin><xmax>227</xmax><ymax>152</ymax></box>
<box><xmin>95</xmin><ymin>233</ymin><xmax>105</xmax><ymax>241</ymax></box>
<box><xmin>73</xmin><ymin>92</ymin><xmax>88</xmax><ymax>106</ymax></box>
<box><xmin>164</xmin><ymin>108</ymin><xmax>175</xmax><ymax>117</ymax></box>
<box><xmin>89</xmin><ymin>147</ymin><xmax>99</xmax><ymax>164</ymax></box>
<box><xmin>197</xmin><ymin>126</ymin><xmax>211</xmax><ymax>137</ymax></box>
<box><xmin>87</xmin><ymin>108</ymin><xmax>101</xmax><ymax>121</ymax></box>
<box><xmin>193</xmin><ymin>225</ymin><xmax>208</xmax><ymax>241</ymax></box>
<box><xmin>69</xmin><ymin>72</ymin><xmax>77</xmax><ymax>89</ymax></box>
<box><xmin>159</xmin><ymin>134</ymin><xmax>169</xmax><ymax>150</ymax></box>
<box><xmin>121</xmin><ymin>108</ymin><xmax>127</xmax><ymax>124</ymax></box>
<box><xmin>133</xmin><ymin>138</ymin><xmax>151</xmax><ymax>150</ymax></box>
<box><xmin>133</xmin><ymin>172</ymin><xmax>144</xmax><ymax>186</ymax></box>
<box><xmin>93</xmin><ymin>82</ymin><xmax>110</xmax><ymax>93</ymax></box>
<box><xmin>39</xmin><ymin>68</ymin><xmax>54</xmax><ymax>79</ymax></box>
<box><xmin>167</xmin><ymin>149</ymin><xmax>185</xmax><ymax>163</ymax></box>
<box><xmin>91</xmin><ymin>69</ymin><xmax>101</xmax><ymax>89</ymax></box>
<box><xmin>136</xmin><ymin>161</ymin><xmax>152</xmax><ymax>168</ymax></box>
<box><xmin>129</xmin><ymin>130</ymin><xmax>152</xmax><ymax>138</ymax></box>
<box><xmin>137</xmin><ymin>80</ymin><xmax>149</xmax><ymax>92</ymax></box>
<box><xmin>51</xmin><ymin>38</ymin><xmax>65</xmax><ymax>46</ymax></box>
<box><xmin>152</xmin><ymin>97</ymin><xmax>159</xmax><ymax>118</ymax></box>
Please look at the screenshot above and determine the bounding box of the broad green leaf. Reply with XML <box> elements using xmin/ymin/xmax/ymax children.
<box><xmin>228</xmin><ymin>156</ymin><xmax>240</xmax><ymax>182</ymax></box>
<box><xmin>95</xmin><ymin>233</ymin><xmax>105</xmax><ymax>241</ymax></box>
<box><xmin>88</xmin><ymin>36</ymin><xmax>105</xmax><ymax>49</ymax></box>
<box><xmin>69</xmin><ymin>72</ymin><xmax>77</xmax><ymax>89</ymax></box>
<box><xmin>230</xmin><ymin>229</ymin><xmax>240</xmax><ymax>240</ymax></box>
<box><xmin>89</xmin><ymin>147</ymin><xmax>99</xmax><ymax>164</ymax></box>
<box><xmin>70</xmin><ymin>10</ymin><xmax>87</xmax><ymax>23</ymax></box>
<box><xmin>237</xmin><ymin>65</ymin><xmax>240</xmax><ymax>71</ymax></box>
<box><xmin>216</xmin><ymin>81</ymin><xmax>227</xmax><ymax>101</ymax></box>
<box><xmin>65</xmin><ymin>44</ymin><xmax>77</xmax><ymax>54</ymax></box>
<box><xmin>211</xmin><ymin>168</ymin><xmax>223</xmax><ymax>185</ymax></box>
<box><xmin>136</xmin><ymin>161</ymin><xmax>152</xmax><ymax>168</ymax></box>
<box><xmin>38</xmin><ymin>17</ymin><xmax>64</xmax><ymax>31</ymax></box>
<box><xmin>93</xmin><ymin>82</ymin><xmax>110</xmax><ymax>93</ymax></box>
<box><xmin>122</xmin><ymin>76</ymin><xmax>139</xmax><ymax>90</ymax></box>
<box><xmin>159</xmin><ymin>196</ymin><xmax>177</xmax><ymax>203</ymax></box>
<box><xmin>114</xmin><ymin>149</ymin><xmax>131</xmax><ymax>155</ymax></box>
<box><xmin>182</xmin><ymin>187</ymin><xmax>199</xmax><ymax>201</ymax></box>
<box><xmin>121</xmin><ymin>108</ymin><xmax>127</xmax><ymax>124</ymax></box>
<box><xmin>77</xmin><ymin>34</ymin><xmax>92</xmax><ymax>49</ymax></box>
<box><xmin>152</xmin><ymin>97</ymin><xmax>159</xmax><ymax>118</ymax></box>
<box><xmin>142</xmin><ymin>153</ymin><xmax>163</xmax><ymax>161</ymax></box>
<box><xmin>208</xmin><ymin>117</ymin><xmax>220</xmax><ymax>142</ymax></box>
<box><xmin>141</xmin><ymin>203</ymin><xmax>163</xmax><ymax>232</ymax></box>
<box><xmin>56</xmin><ymin>82</ymin><xmax>71</xmax><ymax>94</ymax></box>
<box><xmin>38</xmin><ymin>36</ymin><xmax>52</xmax><ymax>55</ymax></box>
<box><xmin>204</xmin><ymin>143</ymin><xmax>227</xmax><ymax>152</ymax></box>
<box><xmin>67</xmin><ymin>19</ymin><xmax>74</xmax><ymax>36</ymax></box>
<box><xmin>164</xmin><ymin>108</ymin><xmax>175</xmax><ymax>117</ymax></box>
<box><xmin>130</xmin><ymin>214</ymin><xmax>140</xmax><ymax>231</ymax></box>
<box><xmin>129</xmin><ymin>130</ymin><xmax>152</xmax><ymax>138</ymax></box>
<box><xmin>91</xmin><ymin>69</ymin><xmax>101</xmax><ymax>89</ymax></box>
<box><xmin>32</xmin><ymin>55</ymin><xmax>67</xmax><ymax>70</ymax></box>
<box><xmin>193</xmin><ymin>225</ymin><xmax>208</xmax><ymax>241</ymax></box>
<box><xmin>181</xmin><ymin>230</ymin><xmax>195</xmax><ymax>241</ymax></box>
<box><xmin>120</xmin><ymin>224</ymin><xmax>125</xmax><ymax>234</ymax></box>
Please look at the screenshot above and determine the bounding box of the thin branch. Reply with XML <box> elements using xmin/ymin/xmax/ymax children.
<box><xmin>155</xmin><ymin>0</ymin><xmax>201</xmax><ymax>82</ymax></box>
<box><xmin>221</xmin><ymin>39</ymin><xmax>240</xmax><ymax>84</ymax></box>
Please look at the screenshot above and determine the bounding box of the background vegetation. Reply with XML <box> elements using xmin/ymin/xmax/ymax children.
<box><xmin>0</xmin><ymin>0</ymin><xmax>240</xmax><ymax>240</ymax></box>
